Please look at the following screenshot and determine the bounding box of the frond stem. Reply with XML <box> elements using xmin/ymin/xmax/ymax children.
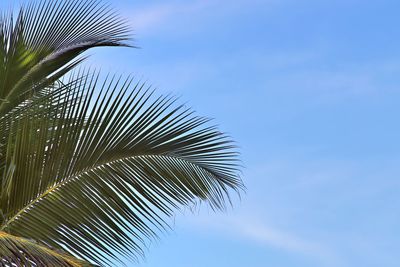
<box><xmin>0</xmin><ymin>231</ymin><xmax>85</xmax><ymax>266</ymax></box>
<box><xmin>0</xmin><ymin>154</ymin><xmax>220</xmax><ymax>231</ymax></box>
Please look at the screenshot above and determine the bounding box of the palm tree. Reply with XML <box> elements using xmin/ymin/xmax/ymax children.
<box><xmin>0</xmin><ymin>0</ymin><xmax>242</xmax><ymax>266</ymax></box>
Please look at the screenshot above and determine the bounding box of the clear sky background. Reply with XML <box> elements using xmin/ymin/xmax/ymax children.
<box><xmin>4</xmin><ymin>0</ymin><xmax>400</xmax><ymax>266</ymax></box>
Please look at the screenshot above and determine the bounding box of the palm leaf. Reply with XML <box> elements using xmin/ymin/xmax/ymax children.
<box><xmin>0</xmin><ymin>0</ymin><xmax>243</xmax><ymax>265</ymax></box>
<box><xmin>0</xmin><ymin>0</ymin><xmax>130</xmax><ymax>116</ymax></box>
<box><xmin>0</xmin><ymin>71</ymin><xmax>243</xmax><ymax>265</ymax></box>
<box><xmin>0</xmin><ymin>230</ymin><xmax>92</xmax><ymax>266</ymax></box>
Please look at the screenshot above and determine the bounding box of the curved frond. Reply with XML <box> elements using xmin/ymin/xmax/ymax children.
<box><xmin>0</xmin><ymin>231</ymin><xmax>91</xmax><ymax>266</ymax></box>
<box><xmin>0</xmin><ymin>0</ymin><xmax>131</xmax><ymax>116</ymax></box>
<box><xmin>0</xmin><ymin>71</ymin><xmax>243</xmax><ymax>265</ymax></box>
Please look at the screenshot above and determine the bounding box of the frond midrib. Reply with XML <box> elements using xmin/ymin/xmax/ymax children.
<box><xmin>0</xmin><ymin>231</ymin><xmax>86</xmax><ymax>266</ymax></box>
<box><xmin>1</xmin><ymin>153</ymin><xmax>223</xmax><ymax>231</ymax></box>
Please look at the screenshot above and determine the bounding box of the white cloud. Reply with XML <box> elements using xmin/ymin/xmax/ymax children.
<box><xmin>125</xmin><ymin>1</ymin><xmax>213</xmax><ymax>33</ymax></box>
<box><xmin>180</xmin><ymin>211</ymin><xmax>343</xmax><ymax>267</ymax></box>
<box><xmin>124</xmin><ymin>0</ymin><xmax>278</xmax><ymax>34</ymax></box>
<box><xmin>240</xmin><ymin>221</ymin><xmax>322</xmax><ymax>254</ymax></box>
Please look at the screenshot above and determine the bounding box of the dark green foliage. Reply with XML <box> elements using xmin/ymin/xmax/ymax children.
<box><xmin>0</xmin><ymin>1</ymin><xmax>242</xmax><ymax>266</ymax></box>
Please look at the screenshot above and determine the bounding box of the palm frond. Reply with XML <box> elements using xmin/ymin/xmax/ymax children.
<box><xmin>0</xmin><ymin>71</ymin><xmax>243</xmax><ymax>266</ymax></box>
<box><xmin>0</xmin><ymin>1</ymin><xmax>243</xmax><ymax>265</ymax></box>
<box><xmin>0</xmin><ymin>231</ymin><xmax>92</xmax><ymax>266</ymax></box>
<box><xmin>0</xmin><ymin>0</ymin><xmax>130</xmax><ymax>116</ymax></box>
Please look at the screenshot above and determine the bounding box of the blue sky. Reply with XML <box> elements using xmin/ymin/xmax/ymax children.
<box><xmin>93</xmin><ymin>0</ymin><xmax>400</xmax><ymax>266</ymax></box>
<box><xmin>3</xmin><ymin>0</ymin><xmax>400</xmax><ymax>266</ymax></box>
<box><xmin>91</xmin><ymin>0</ymin><xmax>400</xmax><ymax>267</ymax></box>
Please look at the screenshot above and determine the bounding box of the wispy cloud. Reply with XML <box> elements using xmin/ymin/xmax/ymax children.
<box><xmin>125</xmin><ymin>1</ymin><xmax>213</xmax><ymax>33</ymax></box>
<box><xmin>180</xmin><ymin>211</ymin><xmax>343</xmax><ymax>267</ymax></box>
<box><xmin>239</xmin><ymin>220</ymin><xmax>323</xmax><ymax>254</ymax></box>
<box><xmin>124</xmin><ymin>0</ymin><xmax>277</xmax><ymax>34</ymax></box>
